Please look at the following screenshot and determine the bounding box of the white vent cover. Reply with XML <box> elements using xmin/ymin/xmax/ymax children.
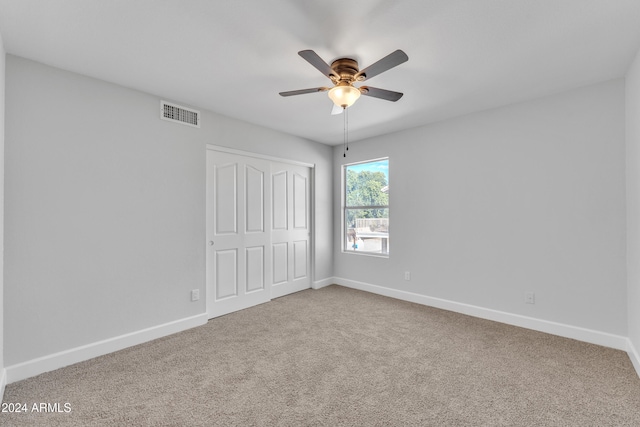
<box><xmin>160</xmin><ymin>101</ymin><xmax>200</xmax><ymax>128</ymax></box>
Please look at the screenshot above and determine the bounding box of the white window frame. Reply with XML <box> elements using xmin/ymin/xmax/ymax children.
<box><xmin>342</xmin><ymin>157</ymin><xmax>389</xmax><ymax>257</ymax></box>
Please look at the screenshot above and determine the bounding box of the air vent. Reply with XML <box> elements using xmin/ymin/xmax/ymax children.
<box><xmin>160</xmin><ymin>101</ymin><xmax>200</xmax><ymax>128</ymax></box>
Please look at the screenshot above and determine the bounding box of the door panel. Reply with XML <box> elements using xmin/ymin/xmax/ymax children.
<box><xmin>215</xmin><ymin>249</ymin><xmax>237</xmax><ymax>299</ymax></box>
<box><xmin>245</xmin><ymin>246</ymin><xmax>264</xmax><ymax>293</ymax></box>
<box><xmin>272</xmin><ymin>171</ymin><xmax>288</xmax><ymax>230</ymax></box>
<box><xmin>245</xmin><ymin>166</ymin><xmax>264</xmax><ymax>233</ymax></box>
<box><xmin>293</xmin><ymin>240</ymin><xmax>307</xmax><ymax>279</ymax></box>
<box><xmin>293</xmin><ymin>173</ymin><xmax>307</xmax><ymax>229</ymax></box>
<box><xmin>272</xmin><ymin>242</ymin><xmax>288</xmax><ymax>285</ymax></box>
<box><xmin>215</xmin><ymin>163</ymin><xmax>237</xmax><ymax>234</ymax></box>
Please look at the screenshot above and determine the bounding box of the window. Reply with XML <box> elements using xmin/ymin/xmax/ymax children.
<box><xmin>343</xmin><ymin>158</ymin><xmax>389</xmax><ymax>255</ymax></box>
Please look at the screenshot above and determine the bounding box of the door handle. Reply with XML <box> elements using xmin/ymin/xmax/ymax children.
<box><xmin>208</xmin><ymin>241</ymin><xmax>214</xmax><ymax>246</ymax></box>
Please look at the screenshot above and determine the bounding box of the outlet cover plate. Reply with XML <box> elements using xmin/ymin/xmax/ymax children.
<box><xmin>525</xmin><ymin>291</ymin><xmax>535</xmax><ymax>304</ymax></box>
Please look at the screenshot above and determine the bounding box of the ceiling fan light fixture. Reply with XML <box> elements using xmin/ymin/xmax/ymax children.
<box><xmin>328</xmin><ymin>84</ymin><xmax>361</xmax><ymax>108</ymax></box>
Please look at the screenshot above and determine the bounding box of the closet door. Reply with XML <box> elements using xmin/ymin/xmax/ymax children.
<box><xmin>271</xmin><ymin>161</ymin><xmax>311</xmax><ymax>299</ymax></box>
<box><xmin>206</xmin><ymin>150</ymin><xmax>272</xmax><ymax>318</ymax></box>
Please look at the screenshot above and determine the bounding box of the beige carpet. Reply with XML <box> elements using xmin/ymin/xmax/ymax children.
<box><xmin>2</xmin><ymin>285</ymin><xmax>640</xmax><ymax>426</ymax></box>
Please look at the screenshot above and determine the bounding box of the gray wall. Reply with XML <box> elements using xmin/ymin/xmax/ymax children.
<box><xmin>334</xmin><ymin>79</ymin><xmax>627</xmax><ymax>336</ymax></box>
<box><xmin>626</xmin><ymin>48</ymin><xmax>640</xmax><ymax>362</ymax></box>
<box><xmin>4</xmin><ymin>55</ymin><xmax>333</xmax><ymax>366</ymax></box>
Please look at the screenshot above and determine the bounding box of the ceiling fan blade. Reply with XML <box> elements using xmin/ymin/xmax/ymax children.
<box><xmin>298</xmin><ymin>50</ymin><xmax>338</xmax><ymax>79</ymax></box>
<box><xmin>279</xmin><ymin>87</ymin><xmax>329</xmax><ymax>97</ymax></box>
<box><xmin>355</xmin><ymin>50</ymin><xmax>408</xmax><ymax>81</ymax></box>
<box><xmin>360</xmin><ymin>86</ymin><xmax>404</xmax><ymax>102</ymax></box>
<box><xmin>331</xmin><ymin>104</ymin><xmax>344</xmax><ymax>115</ymax></box>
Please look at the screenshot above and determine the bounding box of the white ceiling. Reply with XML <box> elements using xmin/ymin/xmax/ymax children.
<box><xmin>1</xmin><ymin>0</ymin><xmax>640</xmax><ymax>145</ymax></box>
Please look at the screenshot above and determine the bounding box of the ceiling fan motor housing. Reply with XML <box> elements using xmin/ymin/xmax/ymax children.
<box><xmin>330</xmin><ymin>58</ymin><xmax>363</xmax><ymax>83</ymax></box>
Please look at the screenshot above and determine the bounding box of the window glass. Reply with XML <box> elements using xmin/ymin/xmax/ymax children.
<box><xmin>344</xmin><ymin>159</ymin><xmax>389</xmax><ymax>255</ymax></box>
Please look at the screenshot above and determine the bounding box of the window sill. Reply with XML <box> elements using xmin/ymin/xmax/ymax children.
<box><xmin>341</xmin><ymin>250</ymin><xmax>389</xmax><ymax>258</ymax></box>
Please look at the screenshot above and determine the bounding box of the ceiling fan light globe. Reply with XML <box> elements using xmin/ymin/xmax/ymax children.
<box><xmin>328</xmin><ymin>85</ymin><xmax>361</xmax><ymax>108</ymax></box>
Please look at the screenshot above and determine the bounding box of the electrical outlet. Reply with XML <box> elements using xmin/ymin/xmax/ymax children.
<box><xmin>191</xmin><ymin>289</ymin><xmax>200</xmax><ymax>302</ymax></box>
<box><xmin>404</xmin><ymin>271</ymin><xmax>411</xmax><ymax>281</ymax></box>
<box><xmin>525</xmin><ymin>291</ymin><xmax>535</xmax><ymax>304</ymax></box>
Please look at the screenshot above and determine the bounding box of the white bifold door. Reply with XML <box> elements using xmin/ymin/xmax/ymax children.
<box><xmin>270</xmin><ymin>161</ymin><xmax>312</xmax><ymax>299</ymax></box>
<box><xmin>206</xmin><ymin>149</ymin><xmax>311</xmax><ymax>318</ymax></box>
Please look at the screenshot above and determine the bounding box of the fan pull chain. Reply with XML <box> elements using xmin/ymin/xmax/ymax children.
<box><xmin>343</xmin><ymin>106</ymin><xmax>347</xmax><ymax>157</ymax></box>
<box><xmin>346</xmin><ymin>106</ymin><xmax>349</xmax><ymax>153</ymax></box>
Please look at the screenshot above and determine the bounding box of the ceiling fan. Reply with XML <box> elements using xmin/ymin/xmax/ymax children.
<box><xmin>279</xmin><ymin>49</ymin><xmax>408</xmax><ymax>114</ymax></box>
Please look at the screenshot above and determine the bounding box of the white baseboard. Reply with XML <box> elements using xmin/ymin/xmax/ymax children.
<box><xmin>0</xmin><ymin>368</ymin><xmax>6</xmax><ymax>403</ymax></box>
<box><xmin>6</xmin><ymin>313</ymin><xmax>208</xmax><ymax>384</ymax></box>
<box><xmin>628</xmin><ymin>339</ymin><xmax>640</xmax><ymax>378</ymax></box>
<box><xmin>334</xmin><ymin>278</ymin><xmax>629</xmax><ymax>351</ymax></box>
<box><xmin>312</xmin><ymin>277</ymin><xmax>336</xmax><ymax>290</ymax></box>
